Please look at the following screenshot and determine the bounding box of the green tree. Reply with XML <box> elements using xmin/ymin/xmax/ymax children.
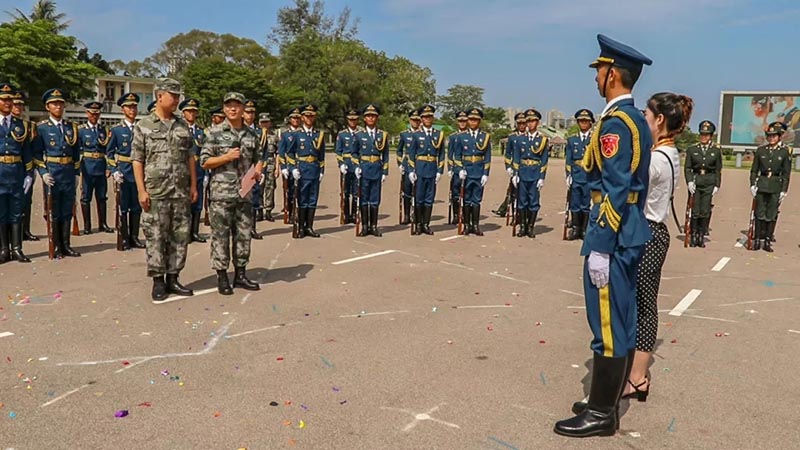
<box><xmin>565</xmin><ymin>124</ymin><xmax>580</xmax><ymax>137</ymax></box>
<box><xmin>77</xmin><ymin>47</ymin><xmax>113</xmax><ymax>74</ymax></box>
<box><xmin>0</xmin><ymin>20</ymin><xmax>101</xmax><ymax>108</ymax></box>
<box><xmin>6</xmin><ymin>0</ymin><xmax>70</xmax><ymax>33</ymax></box>
<box><xmin>675</xmin><ymin>129</ymin><xmax>699</xmax><ymax>152</ymax></box>
<box><xmin>483</xmin><ymin>106</ymin><xmax>508</xmax><ymax>129</ymax></box>
<box><xmin>437</xmin><ymin>84</ymin><xmax>485</xmax><ymax>118</ymax></box>
<box><xmin>270</xmin><ymin>0</ymin><xmax>359</xmax><ymax>48</ymax></box>
<box><xmin>108</xmin><ymin>59</ymin><xmax>160</xmax><ymax>78</ymax></box>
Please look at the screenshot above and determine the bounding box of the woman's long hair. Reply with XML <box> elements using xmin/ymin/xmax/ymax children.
<box><xmin>647</xmin><ymin>92</ymin><xmax>694</xmax><ymax>138</ymax></box>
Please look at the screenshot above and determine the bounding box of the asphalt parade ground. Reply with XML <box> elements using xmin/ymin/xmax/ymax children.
<box><xmin>1</xmin><ymin>156</ymin><xmax>798</xmax><ymax>450</ymax></box>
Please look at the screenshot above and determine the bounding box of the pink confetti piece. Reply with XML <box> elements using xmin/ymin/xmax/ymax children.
<box><xmin>114</xmin><ymin>410</ymin><xmax>129</xmax><ymax>418</ymax></box>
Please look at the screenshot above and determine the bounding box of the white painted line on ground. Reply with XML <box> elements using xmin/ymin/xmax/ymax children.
<box><xmin>789</xmin><ymin>330</ymin><xmax>800</xmax><ymax>334</ymax></box>
<box><xmin>41</xmin><ymin>383</ymin><xmax>93</xmax><ymax>408</ymax></box>
<box><xmin>684</xmin><ymin>314</ymin><xmax>738</xmax><ymax>323</ymax></box>
<box><xmin>439</xmin><ymin>235</ymin><xmax>462</xmax><ymax>242</ymax></box>
<box><xmin>240</xmin><ymin>293</ymin><xmax>253</xmax><ymax>305</ymax></box>
<box><xmin>269</xmin><ymin>242</ymin><xmax>291</xmax><ymax>270</ymax></box>
<box><xmin>454</xmin><ymin>305</ymin><xmax>513</xmax><ymax>309</ymax></box>
<box><xmin>489</xmin><ymin>272</ymin><xmax>531</xmax><ymax>284</ymax></box>
<box><xmin>661</xmin><ymin>274</ymin><xmax>711</xmax><ymax>281</ymax></box>
<box><xmin>567</xmin><ymin>306</ymin><xmax>587</xmax><ymax>310</ymax></box>
<box><xmin>559</xmin><ymin>289</ymin><xmax>583</xmax><ymax>297</ymax></box>
<box><xmin>669</xmin><ymin>289</ymin><xmax>703</xmax><ymax>317</ymax></box>
<box><xmin>719</xmin><ymin>297</ymin><xmax>796</xmax><ymax>307</ymax></box>
<box><xmin>332</xmin><ymin>250</ymin><xmax>396</xmax><ymax>265</ymax></box>
<box><xmin>439</xmin><ymin>261</ymin><xmax>474</xmax><ymax>271</ymax></box>
<box><xmin>225</xmin><ymin>321</ymin><xmax>301</xmax><ymax>339</ymax></box>
<box><xmin>157</xmin><ymin>287</ymin><xmax>218</xmax><ymax>304</ymax></box>
<box><xmin>0</xmin><ymin>331</ymin><xmax>14</xmax><ymax>338</ymax></box>
<box><xmin>711</xmin><ymin>257</ymin><xmax>731</xmax><ymax>272</ymax></box>
<box><xmin>339</xmin><ymin>310</ymin><xmax>410</xmax><ymax>318</ymax></box>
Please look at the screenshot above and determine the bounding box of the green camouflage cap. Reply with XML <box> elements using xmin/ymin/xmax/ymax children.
<box><xmin>223</xmin><ymin>92</ymin><xmax>246</xmax><ymax>104</ymax></box>
<box><xmin>258</xmin><ymin>112</ymin><xmax>272</xmax><ymax>122</ymax></box>
<box><xmin>155</xmin><ymin>78</ymin><xmax>182</xmax><ymax>95</ymax></box>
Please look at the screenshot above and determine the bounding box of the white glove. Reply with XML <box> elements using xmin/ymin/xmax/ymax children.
<box><xmin>779</xmin><ymin>191</ymin><xmax>787</xmax><ymax>202</ymax></box>
<box><xmin>566</xmin><ymin>175</ymin><xmax>572</xmax><ymax>188</ymax></box>
<box><xmin>112</xmin><ymin>171</ymin><xmax>124</xmax><ymax>184</ymax></box>
<box><xmin>712</xmin><ymin>186</ymin><xmax>718</xmax><ymax>196</ymax></box>
<box><xmin>750</xmin><ymin>185</ymin><xmax>757</xmax><ymax>198</ymax></box>
<box><xmin>506</xmin><ymin>167</ymin><xmax>514</xmax><ymax>178</ymax></box>
<box><xmin>281</xmin><ymin>168</ymin><xmax>289</xmax><ymax>179</ymax></box>
<box><xmin>512</xmin><ymin>175</ymin><xmax>519</xmax><ymax>187</ymax></box>
<box><xmin>381</xmin><ymin>175</ymin><xmax>387</xmax><ymax>184</ymax></box>
<box><xmin>459</xmin><ymin>170</ymin><xmax>467</xmax><ymax>180</ymax></box>
<box><xmin>339</xmin><ymin>164</ymin><xmax>347</xmax><ymax>174</ymax></box>
<box><xmin>688</xmin><ymin>181</ymin><xmax>696</xmax><ymax>195</ymax></box>
<box><xmin>435</xmin><ymin>173</ymin><xmax>441</xmax><ymax>184</ymax></box>
<box><xmin>448</xmin><ymin>170</ymin><xmax>453</xmax><ymax>178</ymax></box>
<box><xmin>399</xmin><ymin>165</ymin><xmax>405</xmax><ymax>175</ymax></box>
<box><xmin>480</xmin><ymin>175</ymin><xmax>488</xmax><ymax>187</ymax></box>
<box><xmin>203</xmin><ymin>174</ymin><xmax>209</xmax><ymax>186</ymax></box>
<box><xmin>355</xmin><ymin>167</ymin><xmax>362</xmax><ymax>179</ymax></box>
<box><xmin>292</xmin><ymin>169</ymin><xmax>301</xmax><ymax>180</ymax></box>
<box><xmin>408</xmin><ymin>172</ymin><xmax>417</xmax><ymax>183</ymax></box>
<box><xmin>587</xmin><ymin>251</ymin><xmax>610</xmax><ymax>288</ymax></box>
<box><xmin>319</xmin><ymin>173</ymin><xmax>324</xmax><ymax>182</ymax></box>
<box><xmin>23</xmin><ymin>176</ymin><xmax>33</xmax><ymax>193</ymax></box>
<box><xmin>42</xmin><ymin>173</ymin><xmax>55</xmax><ymax>186</ymax></box>
<box><xmin>537</xmin><ymin>179</ymin><xmax>545</xmax><ymax>190</ymax></box>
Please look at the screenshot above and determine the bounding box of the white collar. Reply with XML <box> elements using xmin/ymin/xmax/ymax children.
<box><xmin>303</xmin><ymin>126</ymin><xmax>313</xmax><ymax>133</ymax></box>
<box><xmin>124</xmin><ymin>119</ymin><xmax>135</xmax><ymax>128</ymax></box>
<box><xmin>601</xmin><ymin>94</ymin><xmax>633</xmax><ymax>117</ymax></box>
<box><xmin>366</xmin><ymin>127</ymin><xmax>377</xmax><ymax>134</ymax></box>
<box><xmin>528</xmin><ymin>130</ymin><xmax>539</xmax><ymax>139</ymax></box>
<box><xmin>50</xmin><ymin>116</ymin><xmax>63</xmax><ymax>126</ymax></box>
<box><xmin>423</xmin><ymin>126</ymin><xmax>433</xmax><ymax>133</ymax></box>
<box><xmin>348</xmin><ymin>128</ymin><xmax>357</xmax><ymax>133</ymax></box>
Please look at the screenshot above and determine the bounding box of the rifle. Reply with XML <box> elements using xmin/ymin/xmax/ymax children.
<box><xmin>282</xmin><ymin>176</ymin><xmax>289</xmax><ymax>224</ymax></box>
<box><xmin>447</xmin><ymin>179</ymin><xmax>453</xmax><ymax>225</ymax></box>
<box><xmin>291</xmin><ymin>178</ymin><xmax>299</xmax><ymax>238</ymax></box>
<box><xmin>457</xmin><ymin>179</ymin><xmax>465</xmax><ymax>235</ymax></box>
<box><xmin>746</xmin><ymin>198</ymin><xmax>756</xmax><ymax>250</ymax></box>
<box><xmin>71</xmin><ymin>178</ymin><xmax>80</xmax><ymax>236</ymax></box>
<box><xmin>43</xmin><ymin>186</ymin><xmax>55</xmax><ymax>260</ymax></box>
<box><xmin>399</xmin><ymin>174</ymin><xmax>405</xmax><ymax>225</ymax></box>
<box><xmin>355</xmin><ymin>178</ymin><xmax>362</xmax><ymax>236</ymax></box>
<box><xmin>683</xmin><ymin>193</ymin><xmax>694</xmax><ymax>248</ymax></box>
<box><xmin>410</xmin><ymin>180</ymin><xmax>417</xmax><ymax>235</ymax></box>
<box><xmin>340</xmin><ymin>172</ymin><xmax>345</xmax><ymax>225</ymax></box>
<box><xmin>562</xmin><ymin>187</ymin><xmax>571</xmax><ymax>240</ymax></box>
<box><xmin>114</xmin><ymin>183</ymin><xmax>123</xmax><ymax>251</ymax></box>
<box><xmin>505</xmin><ymin>179</ymin><xmax>516</xmax><ymax>227</ymax></box>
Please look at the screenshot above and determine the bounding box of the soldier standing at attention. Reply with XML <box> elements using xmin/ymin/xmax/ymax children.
<box><xmin>107</xmin><ymin>93</ymin><xmax>145</xmax><ymax>250</ymax></box>
<box><xmin>448</xmin><ymin>111</ymin><xmax>468</xmax><ymax>224</ymax></box>
<box><xmin>77</xmin><ymin>100</ymin><xmax>113</xmax><ymax>235</ymax></box>
<box><xmin>565</xmin><ymin>109</ymin><xmax>595</xmax><ymax>240</ymax></box>
<box><xmin>180</xmin><ymin>98</ymin><xmax>207</xmax><ymax>244</ymax></box>
<box><xmin>259</xmin><ymin>113</ymin><xmax>278</xmax><ymax>222</ymax></box>
<box><xmin>243</xmin><ymin>100</ymin><xmax>264</xmax><ymax>231</ymax></box>
<box><xmin>132</xmin><ymin>78</ymin><xmax>198</xmax><ymax>302</ymax></box>
<box><xmin>749</xmin><ymin>122</ymin><xmax>791</xmax><ymax>252</ymax></box>
<box><xmin>0</xmin><ymin>82</ymin><xmax>33</xmax><ymax>263</ymax></box>
<box><xmin>33</xmin><ymin>88</ymin><xmax>81</xmax><ymax>258</ymax></box>
<box><xmin>511</xmin><ymin>108</ymin><xmax>550</xmax><ymax>238</ymax></box>
<box><xmin>201</xmin><ymin>92</ymin><xmax>263</xmax><ymax>295</ymax></box>
<box><xmin>278</xmin><ymin>107</ymin><xmax>302</xmax><ymax>223</ymax></box>
<box><xmin>11</xmin><ymin>90</ymin><xmax>39</xmax><ymax>242</ymax></box>
<box><xmin>353</xmin><ymin>104</ymin><xmax>388</xmax><ymax>237</ymax></box>
<box><xmin>210</xmin><ymin>107</ymin><xmax>225</xmax><ymax>126</ymax></box>
<box><xmin>396</xmin><ymin>108</ymin><xmax>420</xmax><ymax>225</ymax></box>
<box><xmin>336</xmin><ymin>109</ymin><xmax>362</xmax><ymax>224</ymax></box>
<box><xmin>408</xmin><ymin>104</ymin><xmax>444</xmax><ymax>235</ymax></box>
<box><xmin>493</xmin><ymin>112</ymin><xmax>527</xmax><ymax>218</ymax></box>
<box><xmin>454</xmin><ymin>108</ymin><xmax>491</xmax><ymax>236</ymax></box>
<box><xmin>684</xmin><ymin>120</ymin><xmax>722</xmax><ymax>248</ymax></box>
<box><xmin>286</xmin><ymin>104</ymin><xmax>325</xmax><ymax>238</ymax></box>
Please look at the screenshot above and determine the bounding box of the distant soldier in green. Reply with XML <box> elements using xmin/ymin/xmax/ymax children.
<box><xmin>749</xmin><ymin>121</ymin><xmax>791</xmax><ymax>252</ymax></box>
<box><xmin>132</xmin><ymin>78</ymin><xmax>198</xmax><ymax>301</ymax></box>
<box><xmin>201</xmin><ymin>92</ymin><xmax>263</xmax><ymax>295</ymax></box>
<box><xmin>493</xmin><ymin>112</ymin><xmax>527</xmax><ymax>218</ymax></box>
<box><xmin>259</xmin><ymin>113</ymin><xmax>278</xmax><ymax>222</ymax></box>
<box><xmin>684</xmin><ymin>120</ymin><xmax>722</xmax><ymax>247</ymax></box>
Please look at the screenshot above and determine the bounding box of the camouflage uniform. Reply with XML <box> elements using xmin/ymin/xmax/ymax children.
<box><xmin>261</xmin><ymin>125</ymin><xmax>278</xmax><ymax>218</ymax></box>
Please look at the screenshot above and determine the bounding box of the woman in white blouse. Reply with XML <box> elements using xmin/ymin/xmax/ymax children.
<box><xmin>624</xmin><ymin>92</ymin><xmax>692</xmax><ymax>401</ymax></box>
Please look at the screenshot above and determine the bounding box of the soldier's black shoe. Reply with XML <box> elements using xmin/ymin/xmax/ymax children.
<box><xmin>10</xmin><ymin>224</ymin><xmax>31</xmax><ymax>263</ymax></box>
<box><xmin>151</xmin><ymin>276</ymin><xmax>168</xmax><ymax>301</ymax></box>
<box><xmin>370</xmin><ymin>206</ymin><xmax>382</xmax><ymax>237</ymax></box>
<box><xmin>129</xmin><ymin>213</ymin><xmax>146</xmax><ymax>249</ymax></box>
<box><xmin>401</xmin><ymin>198</ymin><xmax>412</xmax><ymax>225</ymax></box>
<box><xmin>60</xmin><ymin>221</ymin><xmax>81</xmax><ymax>257</ymax></box>
<box><xmin>528</xmin><ymin>211</ymin><xmax>538</xmax><ymax>238</ymax></box>
<box><xmin>51</xmin><ymin>221</ymin><xmax>63</xmax><ymax>259</ymax></box>
<box><xmin>422</xmin><ymin>206</ymin><xmax>434</xmax><ymax>235</ymax></box>
<box><xmin>191</xmin><ymin>211</ymin><xmax>207</xmax><ymax>243</ymax></box>
<box><xmin>98</xmin><ymin>202</ymin><xmax>114</xmax><ymax>233</ymax></box>
<box><xmin>217</xmin><ymin>270</ymin><xmax>233</xmax><ymax>296</ymax></box>
<box><xmin>358</xmin><ymin>206</ymin><xmax>370</xmax><ymax>237</ymax></box>
<box><xmin>23</xmin><ymin>203</ymin><xmax>39</xmax><ymax>241</ymax></box>
<box><xmin>165</xmin><ymin>274</ymin><xmax>193</xmax><ymax>296</ymax></box>
<box><xmin>233</xmin><ymin>267</ymin><xmax>260</xmax><ymax>291</ymax></box>
<box><xmin>119</xmin><ymin>214</ymin><xmax>131</xmax><ymax>251</ymax></box>
<box><xmin>472</xmin><ymin>206</ymin><xmax>483</xmax><ymax>236</ymax></box>
<box><xmin>251</xmin><ymin>215</ymin><xmax>263</xmax><ymax>240</ymax></box>
<box><xmin>763</xmin><ymin>239</ymin><xmax>773</xmax><ymax>253</ymax></box>
<box><xmin>305</xmin><ymin>208</ymin><xmax>320</xmax><ymax>238</ymax></box>
<box><xmin>264</xmin><ymin>211</ymin><xmax>275</xmax><ymax>222</ymax></box>
<box><xmin>80</xmin><ymin>203</ymin><xmax>93</xmax><ymax>235</ymax></box>
<box><xmin>0</xmin><ymin>224</ymin><xmax>9</xmax><ymax>264</ymax></box>
<box><xmin>516</xmin><ymin>212</ymin><xmax>527</xmax><ymax>237</ymax></box>
<box><xmin>256</xmin><ymin>209</ymin><xmax>264</xmax><ymax>222</ymax></box>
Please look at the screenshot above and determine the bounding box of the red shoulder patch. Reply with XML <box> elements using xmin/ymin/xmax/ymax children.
<box><xmin>600</xmin><ymin>134</ymin><xmax>620</xmax><ymax>158</ymax></box>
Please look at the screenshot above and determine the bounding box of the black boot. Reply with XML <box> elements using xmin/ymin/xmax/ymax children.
<box><xmin>256</xmin><ymin>209</ymin><xmax>264</xmax><ymax>222</ymax></box>
<box><xmin>358</xmin><ymin>206</ymin><xmax>370</xmax><ymax>237</ymax></box>
<box><xmin>151</xmin><ymin>276</ymin><xmax>168</xmax><ymax>301</ymax></box>
<box><xmin>119</xmin><ymin>213</ymin><xmax>130</xmax><ymax>251</ymax></box>
<box><xmin>343</xmin><ymin>195</ymin><xmax>351</xmax><ymax>224</ymax></box>
<box><xmin>51</xmin><ymin>220</ymin><xmax>63</xmax><ymax>258</ymax></box>
<box><xmin>234</xmin><ymin>266</ymin><xmax>260</xmax><ymax>290</ymax></box>
<box><xmin>191</xmin><ymin>211</ymin><xmax>207</xmax><ymax>243</ymax></box>
<box><xmin>752</xmin><ymin>220</ymin><xmax>761</xmax><ymax>251</ymax></box>
<box><xmin>463</xmin><ymin>205</ymin><xmax>473</xmax><ymax>235</ymax></box>
<box><xmin>98</xmin><ymin>202</ymin><xmax>114</xmax><ymax>233</ymax></box>
<box><xmin>251</xmin><ymin>210</ymin><xmax>263</xmax><ymax>240</ymax></box>
<box><xmin>165</xmin><ymin>274</ymin><xmax>193</xmax><ymax>296</ymax></box>
<box><xmin>411</xmin><ymin>206</ymin><xmax>421</xmax><ymax>235</ymax></box>
<box><xmin>129</xmin><ymin>212</ymin><xmax>146</xmax><ymax>249</ymax></box>
<box><xmin>472</xmin><ymin>205</ymin><xmax>483</xmax><ymax>236</ymax></box>
<box><xmin>295</xmin><ymin>207</ymin><xmax>305</xmax><ymax>239</ymax></box>
<box><xmin>305</xmin><ymin>208</ymin><xmax>320</xmax><ymax>238</ymax></box>
<box><xmin>493</xmin><ymin>197</ymin><xmax>508</xmax><ymax>217</ymax></box>
<box><xmin>555</xmin><ymin>353</ymin><xmax>628</xmax><ymax>437</ymax></box>
<box><xmin>452</xmin><ymin>201</ymin><xmax>461</xmax><ymax>226</ymax></box>
<box><xmin>517</xmin><ymin>211</ymin><xmax>527</xmax><ymax>237</ymax></box>
<box><xmin>264</xmin><ymin>209</ymin><xmax>275</xmax><ymax>222</ymax></box>
<box><xmin>23</xmin><ymin>202</ymin><xmax>39</xmax><ymax>241</ymax></box>
<box><xmin>580</xmin><ymin>212</ymin><xmax>589</xmax><ymax>239</ymax></box>
<box><xmin>401</xmin><ymin>198</ymin><xmax>412</xmax><ymax>225</ymax></box>
<box><xmin>217</xmin><ymin>270</ymin><xmax>233</xmax><ymax>295</ymax></box>
<box><xmin>528</xmin><ymin>211</ymin><xmax>538</xmax><ymax>238</ymax></box>
<box><xmin>60</xmin><ymin>221</ymin><xmax>81</xmax><ymax>257</ymax></box>
<box><xmin>0</xmin><ymin>224</ymin><xmax>9</xmax><ymax>264</ymax></box>
<box><xmin>688</xmin><ymin>218</ymin><xmax>697</xmax><ymax>247</ymax></box>
<box><xmin>80</xmin><ymin>203</ymin><xmax>93</xmax><ymax>235</ymax></box>
<box><xmin>370</xmin><ymin>206</ymin><xmax>382</xmax><ymax>237</ymax></box>
<box><xmin>764</xmin><ymin>221</ymin><xmax>775</xmax><ymax>253</ymax></box>
<box><xmin>422</xmin><ymin>205</ymin><xmax>434</xmax><ymax>235</ymax></box>
<box><xmin>697</xmin><ymin>218</ymin><xmax>707</xmax><ymax>248</ymax></box>
<box><xmin>10</xmin><ymin>223</ymin><xmax>31</xmax><ymax>263</ymax></box>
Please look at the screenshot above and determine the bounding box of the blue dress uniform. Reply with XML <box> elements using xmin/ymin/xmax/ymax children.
<box><xmin>353</xmin><ymin>104</ymin><xmax>389</xmax><ymax>237</ymax></box>
<box><xmin>565</xmin><ymin>109</ymin><xmax>594</xmax><ymax>240</ymax></box>
<box><xmin>453</xmin><ymin>108</ymin><xmax>491</xmax><ymax>235</ymax></box>
<box><xmin>0</xmin><ymin>83</ymin><xmax>34</xmax><ymax>263</ymax></box>
<box><xmin>106</xmin><ymin>93</ymin><xmax>144</xmax><ymax>250</ymax></box>
<box><xmin>278</xmin><ymin>107</ymin><xmax>302</xmax><ymax>221</ymax></box>
<box><xmin>244</xmin><ymin>100</ymin><xmax>263</xmax><ymax>223</ymax></box>
<box><xmin>335</xmin><ymin>109</ymin><xmax>361</xmax><ymax>224</ymax></box>
<box><xmin>396</xmin><ymin>108</ymin><xmax>421</xmax><ymax>225</ymax></box>
<box><xmin>447</xmin><ymin>110</ymin><xmax>468</xmax><ymax>224</ymax></box>
<box><xmin>555</xmin><ymin>34</ymin><xmax>652</xmax><ymax>438</ymax></box>
<box><xmin>77</xmin><ymin>101</ymin><xmax>114</xmax><ymax>235</ymax></box>
<box><xmin>286</xmin><ymin>104</ymin><xmax>325</xmax><ymax>238</ymax></box>
<box><xmin>11</xmin><ymin>90</ymin><xmax>39</xmax><ymax>242</ymax></box>
<box><xmin>32</xmin><ymin>88</ymin><xmax>82</xmax><ymax>258</ymax></box>
<box><xmin>179</xmin><ymin>98</ymin><xmax>207</xmax><ymax>243</ymax></box>
<box><xmin>512</xmin><ymin>119</ymin><xmax>550</xmax><ymax>238</ymax></box>
<box><xmin>408</xmin><ymin>120</ymin><xmax>445</xmax><ymax>235</ymax></box>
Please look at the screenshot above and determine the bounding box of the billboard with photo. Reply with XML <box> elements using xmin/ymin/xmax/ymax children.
<box><xmin>719</xmin><ymin>92</ymin><xmax>800</xmax><ymax>148</ymax></box>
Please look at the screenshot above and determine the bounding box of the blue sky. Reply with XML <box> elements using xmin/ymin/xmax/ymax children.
<box><xmin>5</xmin><ymin>0</ymin><xmax>800</xmax><ymax>127</ymax></box>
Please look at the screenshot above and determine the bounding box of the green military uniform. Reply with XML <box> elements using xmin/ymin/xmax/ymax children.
<box><xmin>684</xmin><ymin>120</ymin><xmax>722</xmax><ymax>247</ymax></box>
<box><xmin>749</xmin><ymin>122</ymin><xmax>791</xmax><ymax>252</ymax></box>
<box><xmin>132</xmin><ymin>78</ymin><xmax>195</xmax><ymax>301</ymax></box>
<box><xmin>258</xmin><ymin>113</ymin><xmax>278</xmax><ymax>222</ymax></box>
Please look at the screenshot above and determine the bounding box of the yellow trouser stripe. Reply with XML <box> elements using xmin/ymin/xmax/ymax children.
<box><xmin>599</xmin><ymin>285</ymin><xmax>613</xmax><ymax>357</ymax></box>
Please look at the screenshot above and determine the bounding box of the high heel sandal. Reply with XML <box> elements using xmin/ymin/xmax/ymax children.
<box><xmin>621</xmin><ymin>377</ymin><xmax>649</xmax><ymax>402</ymax></box>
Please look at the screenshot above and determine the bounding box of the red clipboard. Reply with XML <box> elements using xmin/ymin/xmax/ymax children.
<box><xmin>239</xmin><ymin>164</ymin><xmax>258</xmax><ymax>198</ymax></box>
